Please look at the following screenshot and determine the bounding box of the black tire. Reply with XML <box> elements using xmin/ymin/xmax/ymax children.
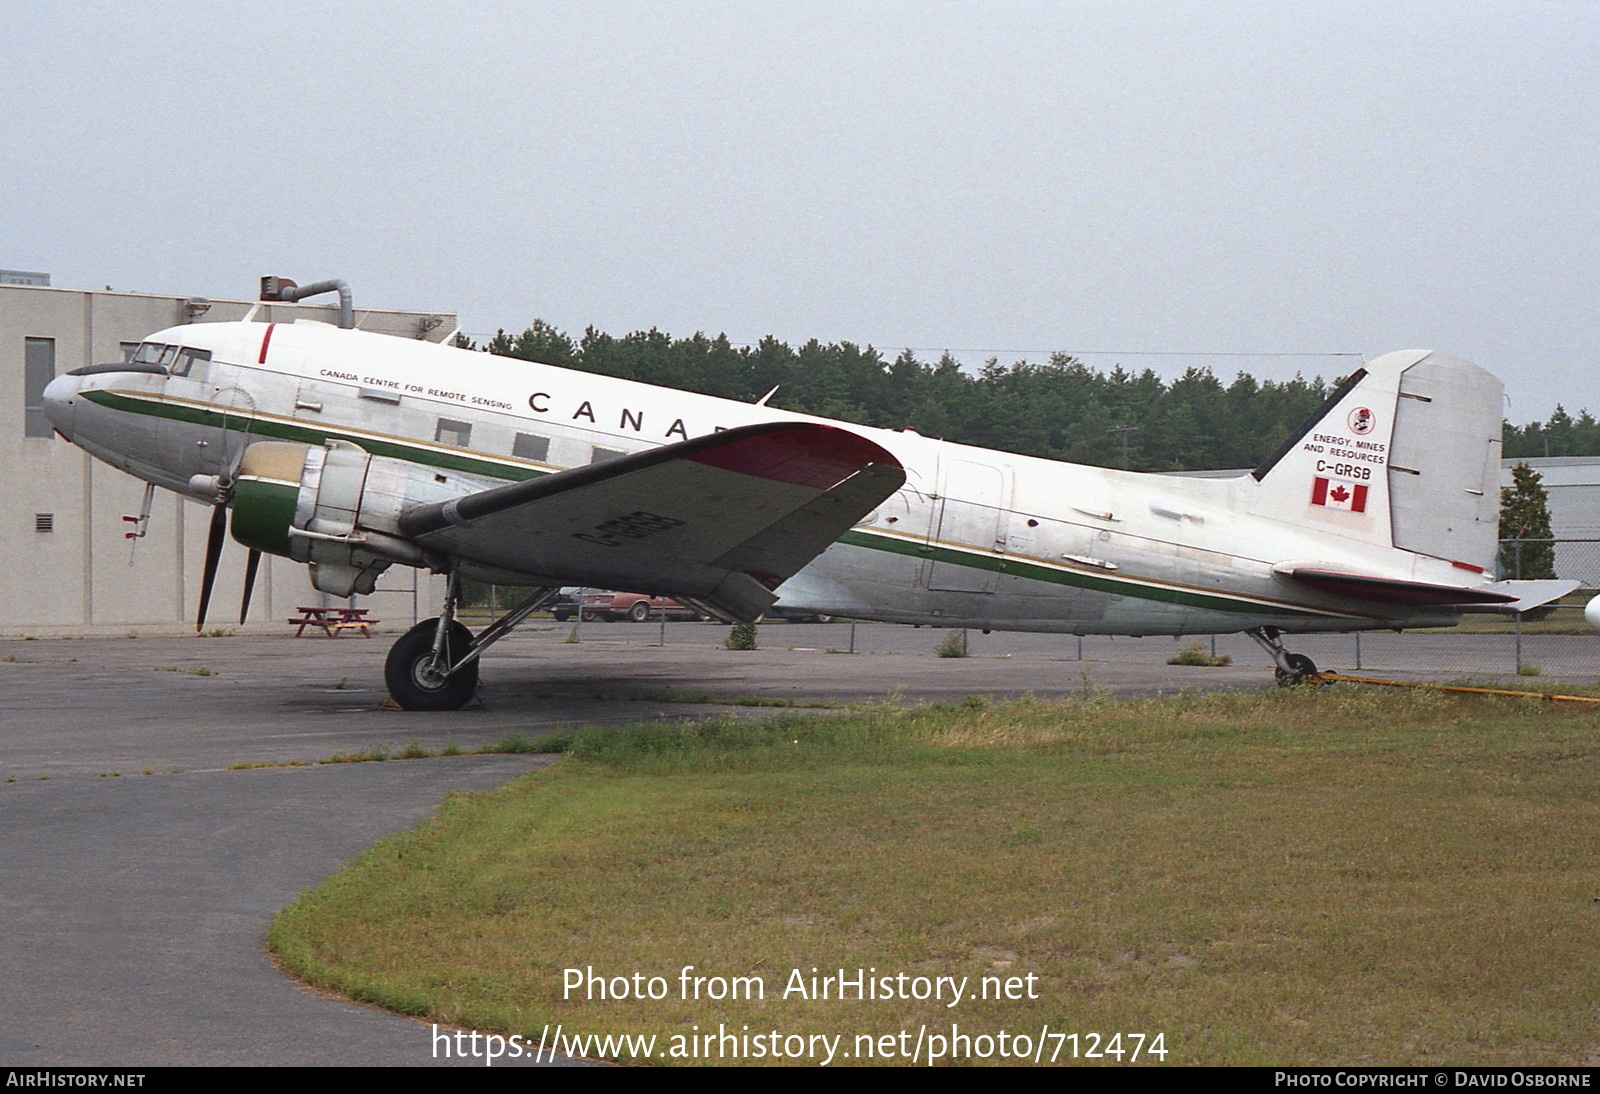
<box><xmin>552</xmin><ymin>611</ymin><xmax>572</xmax><ymax>622</ymax></box>
<box><xmin>580</xmin><ymin>610</ymin><xmax>598</xmax><ymax>622</ymax></box>
<box><xmin>384</xmin><ymin>619</ymin><xmax>479</xmax><ymax>710</ymax></box>
<box><xmin>628</xmin><ymin>601</ymin><xmax>652</xmax><ymax>622</ymax></box>
<box><xmin>1275</xmin><ymin>652</ymin><xmax>1320</xmax><ymax>688</ymax></box>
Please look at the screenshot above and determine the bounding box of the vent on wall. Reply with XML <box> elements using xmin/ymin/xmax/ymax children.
<box><xmin>35</xmin><ymin>513</ymin><xmax>53</xmax><ymax>533</ymax></box>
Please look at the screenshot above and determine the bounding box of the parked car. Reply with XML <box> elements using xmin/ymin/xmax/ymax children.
<box><xmin>548</xmin><ymin>588</ymin><xmax>583</xmax><ymax>622</ymax></box>
<box><xmin>765</xmin><ymin>607</ymin><xmax>835</xmax><ymax>623</ymax></box>
<box><xmin>578</xmin><ymin>591</ymin><xmax>708</xmax><ymax>622</ymax></box>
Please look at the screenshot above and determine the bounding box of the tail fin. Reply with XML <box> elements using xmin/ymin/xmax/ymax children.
<box><xmin>1249</xmin><ymin>350</ymin><xmax>1502</xmax><ymax>568</ymax></box>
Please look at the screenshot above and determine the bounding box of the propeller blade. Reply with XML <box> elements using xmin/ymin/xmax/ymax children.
<box><xmin>196</xmin><ymin>504</ymin><xmax>226</xmax><ymax>632</ymax></box>
<box><xmin>239</xmin><ymin>548</ymin><xmax>261</xmax><ymax>625</ymax></box>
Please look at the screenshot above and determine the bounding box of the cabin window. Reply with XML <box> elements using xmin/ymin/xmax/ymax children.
<box><xmin>590</xmin><ymin>446</ymin><xmax>625</xmax><ymax>465</ymax></box>
<box><xmin>435</xmin><ymin>418</ymin><xmax>472</xmax><ymax>447</ymax></box>
<box><xmin>513</xmin><ymin>432</ymin><xmax>551</xmax><ymax>462</ymax></box>
<box><xmin>24</xmin><ymin>337</ymin><xmax>55</xmax><ymax>437</ymax></box>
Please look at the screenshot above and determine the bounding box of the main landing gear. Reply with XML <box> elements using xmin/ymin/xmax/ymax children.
<box><xmin>1247</xmin><ymin>626</ymin><xmax>1322</xmax><ymax>687</ymax></box>
<box><xmin>384</xmin><ymin>572</ymin><xmax>558</xmax><ymax>710</ymax></box>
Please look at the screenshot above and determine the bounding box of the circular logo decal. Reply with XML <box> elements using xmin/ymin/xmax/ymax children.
<box><xmin>1348</xmin><ymin>407</ymin><xmax>1374</xmax><ymax>435</ymax></box>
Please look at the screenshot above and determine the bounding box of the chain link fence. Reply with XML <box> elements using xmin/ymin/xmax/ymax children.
<box><xmin>1122</xmin><ymin>538</ymin><xmax>1600</xmax><ymax>684</ymax></box>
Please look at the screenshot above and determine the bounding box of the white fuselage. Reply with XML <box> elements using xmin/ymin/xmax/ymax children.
<box><xmin>46</xmin><ymin>320</ymin><xmax>1473</xmax><ymax>635</ymax></box>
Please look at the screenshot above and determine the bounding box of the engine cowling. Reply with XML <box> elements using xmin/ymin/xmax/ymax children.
<box><xmin>230</xmin><ymin>439</ymin><xmax>473</xmax><ymax>597</ymax></box>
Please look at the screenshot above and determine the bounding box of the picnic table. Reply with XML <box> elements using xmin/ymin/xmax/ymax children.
<box><xmin>287</xmin><ymin>606</ymin><xmax>380</xmax><ymax>638</ymax></box>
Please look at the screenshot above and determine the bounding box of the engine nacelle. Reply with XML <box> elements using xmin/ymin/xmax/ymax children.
<box><xmin>1585</xmin><ymin>594</ymin><xmax>1600</xmax><ymax>633</ymax></box>
<box><xmin>231</xmin><ymin>439</ymin><xmax>477</xmax><ymax>597</ymax></box>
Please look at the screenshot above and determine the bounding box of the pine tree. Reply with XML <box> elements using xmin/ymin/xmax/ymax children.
<box><xmin>1498</xmin><ymin>463</ymin><xmax>1556</xmax><ymax>579</ymax></box>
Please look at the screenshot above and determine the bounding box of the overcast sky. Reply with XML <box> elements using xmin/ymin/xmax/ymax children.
<box><xmin>6</xmin><ymin>1</ymin><xmax>1596</xmax><ymax>422</ymax></box>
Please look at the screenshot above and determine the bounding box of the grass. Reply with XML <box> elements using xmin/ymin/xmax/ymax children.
<box><xmin>936</xmin><ymin>630</ymin><xmax>969</xmax><ymax>657</ymax></box>
<box><xmin>270</xmin><ymin>687</ymin><xmax>1600</xmax><ymax>1066</ymax></box>
<box><xmin>1166</xmin><ymin>641</ymin><xmax>1233</xmax><ymax>667</ymax></box>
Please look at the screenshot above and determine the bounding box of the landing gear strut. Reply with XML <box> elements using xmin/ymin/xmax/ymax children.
<box><xmin>1247</xmin><ymin>627</ymin><xmax>1322</xmax><ymax>687</ymax></box>
<box><xmin>383</xmin><ymin>572</ymin><xmax>559</xmax><ymax>710</ymax></box>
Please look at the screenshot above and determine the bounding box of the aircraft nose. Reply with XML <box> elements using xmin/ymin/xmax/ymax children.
<box><xmin>42</xmin><ymin>372</ymin><xmax>79</xmax><ymax>440</ymax></box>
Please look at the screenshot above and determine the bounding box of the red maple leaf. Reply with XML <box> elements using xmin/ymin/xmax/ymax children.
<box><xmin>1329</xmin><ymin>484</ymin><xmax>1350</xmax><ymax>503</ymax></box>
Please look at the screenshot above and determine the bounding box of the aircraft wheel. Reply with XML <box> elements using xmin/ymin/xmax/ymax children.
<box><xmin>1274</xmin><ymin>652</ymin><xmax>1320</xmax><ymax>688</ymax></box>
<box><xmin>385</xmin><ymin>619</ymin><xmax>479</xmax><ymax>710</ymax></box>
<box><xmin>629</xmin><ymin>601</ymin><xmax>652</xmax><ymax>622</ymax></box>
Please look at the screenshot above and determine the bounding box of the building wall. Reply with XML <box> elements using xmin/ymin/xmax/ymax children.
<box><xmin>1501</xmin><ymin>457</ymin><xmax>1600</xmax><ymax>587</ymax></box>
<box><xmin>0</xmin><ymin>283</ymin><xmax>453</xmax><ymax>633</ymax></box>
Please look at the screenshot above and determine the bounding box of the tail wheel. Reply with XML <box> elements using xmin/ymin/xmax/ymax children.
<box><xmin>1275</xmin><ymin>652</ymin><xmax>1321</xmax><ymax>688</ymax></box>
<box><xmin>385</xmin><ymin>618</ymin><xmax>479</xmax><ymax>710</ymax></box>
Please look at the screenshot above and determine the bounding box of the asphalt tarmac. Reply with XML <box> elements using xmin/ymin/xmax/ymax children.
<box><xmin>2</xmin><ymin>621</ymin><xmax>1595</xmax><ymax>1066</ymax></box>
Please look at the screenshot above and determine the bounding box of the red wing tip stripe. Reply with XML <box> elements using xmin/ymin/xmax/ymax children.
<box><xmin>1451</xmin><ymin>560</ymin><xmax>1485</xmax><ymax>573</ymax></box>
<box><xmin>687</xmin><ymin>424</ymin><xmax>900</xmax><ymax>488</ymax></box>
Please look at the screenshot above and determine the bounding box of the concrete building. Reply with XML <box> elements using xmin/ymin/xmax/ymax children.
<box><xmin>2</xmin><ymin>278</ymin><xmax>455</xmax><ymax>633</ymax></box>
<box><xmin>1499</xmin><ymin>456</ymin><xmax>1600</xmax><ymax>587</ymax></box>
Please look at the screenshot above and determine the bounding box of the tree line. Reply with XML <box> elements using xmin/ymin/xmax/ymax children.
<box><xmin>467</xmin><ymin>323</ymin><xmax>1594</xmax><ymax>470</ymax></box>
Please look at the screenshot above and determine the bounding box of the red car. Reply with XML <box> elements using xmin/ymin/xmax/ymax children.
<box><xmin>578</xmin><ymin>591</ymin><xmax>707</xmax><ymax>622</ymax></box>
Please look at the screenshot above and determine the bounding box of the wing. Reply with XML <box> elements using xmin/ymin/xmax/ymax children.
<box><xmin>398</xmin><ymin>422</ymin><xmax>905</xmax><ymax>620</ymax></box>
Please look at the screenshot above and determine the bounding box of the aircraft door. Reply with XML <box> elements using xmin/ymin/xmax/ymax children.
<box><xmin>924</xmin><ymin>458</ymin><xmax>1011</xmax><ymax>593</ymax></box>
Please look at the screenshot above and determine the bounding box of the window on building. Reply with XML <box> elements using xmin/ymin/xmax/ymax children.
<box><xmin>435</xmin><ymin>418</ymin><xmax>472</xmax><ymax>447</ymax></box>
<box><xmin>513</xmin><ymin>432</ymin><xmax>551</xmax><ymax>462</ymax></box>
<box><xmin>120</xmin><ymin>342</ymin><xmax>140</xmax><ymax>362</ymax></box>
<box><xmin>24</xmin><ymin>337</ymin><xmax>55</xmax><ymax>437</ymax></box>
<box><xmin>590</xmin><ymin>446</ymin><xmax>625</xmax><ymax>465</ymax></box>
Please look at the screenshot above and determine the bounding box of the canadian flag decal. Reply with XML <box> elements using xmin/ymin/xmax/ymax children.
<box><xmin>1311</xmin><ymin>477</ymin><xmax>1368</xmax><ymax>512</ymax></box>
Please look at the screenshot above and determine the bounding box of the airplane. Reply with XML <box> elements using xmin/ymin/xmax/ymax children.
<box><xmin>40</xmin><ymin>317</ymin><xmax>1578</xmax><ymax>709</ymax></box>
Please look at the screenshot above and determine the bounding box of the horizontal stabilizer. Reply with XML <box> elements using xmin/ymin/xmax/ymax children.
<box><xmin>1276</xmin><ymin>565</ymin><xmax>1518</xmax><ymax>607</ymax></box>
<box><xmin>1456</xmin><ymin>579</ymin><xmax>1580</xmax><ymax>614</ymax></box>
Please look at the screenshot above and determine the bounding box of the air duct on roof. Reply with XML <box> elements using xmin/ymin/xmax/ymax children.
<box><xmin>259</xmin><ymin>275</ymin><xmax>354</xmax><ymax>329</ymax></box>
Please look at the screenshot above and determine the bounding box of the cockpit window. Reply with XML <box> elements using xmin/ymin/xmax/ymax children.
<box><xmin>169</xmin><ymin>347</ymin><xmax>212</xmax><ymax>378</ymax></box>
<box><xmin>131</xmin><ymin>342</ymin><xmax>169</xmax><ymax>365</ymax></box>
<box><xmin>157</xmin><ymin>345</ymin><xmax>180</xmax><ymax>369</ymax></box>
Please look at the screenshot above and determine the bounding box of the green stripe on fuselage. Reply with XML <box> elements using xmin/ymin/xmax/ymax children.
<box><xmin>836</xmin><ymin>529</ymin><xmax>1329</xmax><ymax>618</ymax></box>
<box><xmin>82</xmin><ymin>389</ymin><xmax>543</xmax><ymax>482</ymax></box>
